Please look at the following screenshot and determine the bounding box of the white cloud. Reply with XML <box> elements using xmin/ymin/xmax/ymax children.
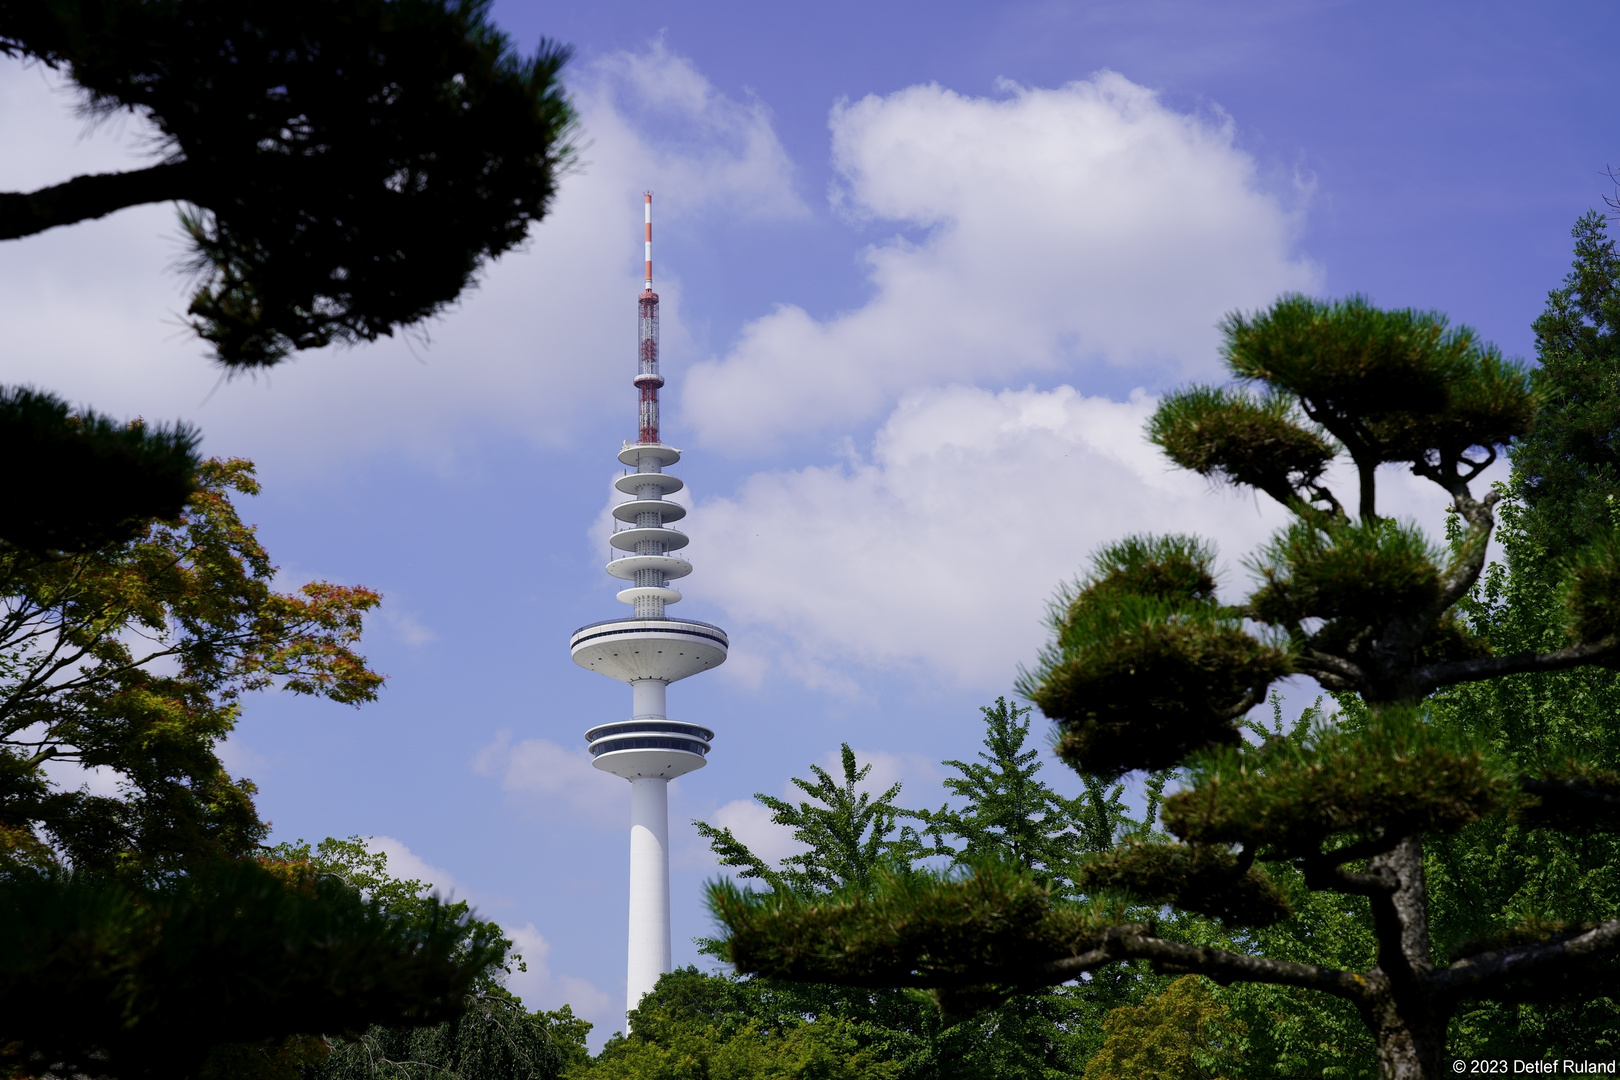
<box><xmin>504</xmin><ymin>923</ymin><xmax>619</xmax><ymax>1037</ymax></box>
<box><xmin>699</xmin><ymin>383</ymin><xmax>1277</xmax><ymax>690</ymax></box>
<box><xmin>681</xmin><ymin>71</ymin><xmax>1318</xmax><ymax>450</ymax></box>
<box><xmin>472</xmin><ymin>731</ymin><xmax>624</xmax><ymax>822</ymax></box>
<box><xmin>0</xmin><ymin>45</ymin><xmax>802</xmax><ymax>471</ymax></box>
<box><xmin>696</xmin><ymin>381</ymin><xmax>1506</xmax><ymax>693</ymax></box>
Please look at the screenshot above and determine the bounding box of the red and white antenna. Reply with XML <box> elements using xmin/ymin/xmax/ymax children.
<box><xmin>635</xmin><ymin>192</ymin><xmax>662</xmax><ymax>445</ymax></box>
<box><xmin>643</xmin><ymin>190</ymin><xmax>654</xmax><ymax>289</ymax></box>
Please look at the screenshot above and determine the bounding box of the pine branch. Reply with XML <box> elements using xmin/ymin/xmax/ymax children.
<box><xmin>1432</xmin><ymin>917</ymin><xmax>1620</xmax><ymax>997</ymax></box>
<box><xmin>1409</xmin><ymin>635</ymin><xmax>1620</xmax><ymax>698</ymax></box>
<box><xmin>1094</xmin><ymin>929</ymin><xmax>1373</xmax><ymax>1003</ymax></box>
<box><xmin>0</xmin><ymin>163</ymin><xmax>194</xmax><ymax>240</ymax></box>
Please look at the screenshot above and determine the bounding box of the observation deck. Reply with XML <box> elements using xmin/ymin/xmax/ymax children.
<box><xmin>585</xmin><ymin>719</ymin><xmax>715</xmax><ymax>780</ymax></box>
<box><xmin>569</xmin><ymin>617</ymin><xmax>729</xmax><ymax>684</ymax></box>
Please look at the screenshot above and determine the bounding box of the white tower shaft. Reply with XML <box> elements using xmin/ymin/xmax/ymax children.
<box><xmin>626</xmin><ymin>777</ymin><xmax>672</xmax><ymax>1010</ymax></box>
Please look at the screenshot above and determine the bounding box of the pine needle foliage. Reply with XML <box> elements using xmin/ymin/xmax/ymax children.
<box><xmin>0</xmin><ymin>0</ymin><xmax>576</xmax><ymax>369</ymax></box>
<box><xmin>1161</xmin><ymin>709</ymin><xmax>1510</xmax><ymax>861</ymax></box>
<box><xmin>1245</xmin><ymin>518</ymin><xmax>1444</xmax><ymax>627</ymax></box>
<box><xmin>710</xmin><ymin>864</ymin><xmax>1124</xmax><ymax>991</ymax></box>
<box><xmin>1074</xmin><ymin>841</ymin><xmax>1291</xmax><ymax>928</ymax></box>
<box><xmin>1148</xmin><ymin>387</ymin><xmax>1337</xmax><ymax>509</ymax></box>
<box><xmin>0</xmin><ymin>387</ymin><xmax>199</xmax><ymax>553</ymax></box>
<box><xmin>1018</xmin><ymin>536</ymin><xmax>1289</xmax><ymax>777</ymax></box>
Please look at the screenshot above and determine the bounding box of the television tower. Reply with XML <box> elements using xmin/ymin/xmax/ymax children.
<box><xmin>569</xmin><ymin>193</ymin><xmax>728</xmax><ymax>1019</ymax></box>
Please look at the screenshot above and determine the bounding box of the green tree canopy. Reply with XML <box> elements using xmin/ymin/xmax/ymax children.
<box><xmin>0</xmin><ymin>459</ymin><xmax>381</xmax><ymax>876</ymax></box>
<box><xmin>1</xmin><ymin>859</ymin><xmax>505</xmax><ymax>1080</ymax></box>
<box><xmin>0</xmin><ymin>465</ymin><xmax>510</xmax><ymax>1078</ymax></box>
<box><xmin>709</xmin><ymin>282</ymin><xmax>1620</xmax><ymax>1080</ymax></box>
<box><xmin>909</xmin><ymin>698</ymin><xmax>1131</xmax><ymax>893</ymax></box>
<box><xmin>1513</xmin><ymin>210</ymin><xmax>1620</xmax><ymax>560</ymax></box>
<box><xmin>282</xmin><ymin>837</ymin><xmax>592</xmax><ymax>1080</ymax></box>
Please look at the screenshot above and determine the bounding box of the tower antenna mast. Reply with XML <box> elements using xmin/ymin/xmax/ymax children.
<box><xmin>568</xmin><ymin>192</ymin><xmax>729</xmax><ymax>1021</ymax></box>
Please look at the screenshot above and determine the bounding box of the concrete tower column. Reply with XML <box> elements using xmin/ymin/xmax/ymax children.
<box><xmin>626</xmin><ymin>776</ymin><xmax>672</xmax><ymax>1011</ymax></box>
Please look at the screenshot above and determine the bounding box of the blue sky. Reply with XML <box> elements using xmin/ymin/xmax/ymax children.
<box><xmin>2</xmin><ymin>0</ymin><xmax>1616</xmax><ymax>1045</ymax></box>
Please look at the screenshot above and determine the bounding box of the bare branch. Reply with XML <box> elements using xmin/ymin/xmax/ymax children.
<box><xmin>1105</xmin><ymin>931</ymin><xmax>1373</xmax><ymax>1003</ymax></box>
<box><xmin>1411</xmin><ymin>637</ymin><xmax>1620</xmax><ymax>698</ymax></box>
<box><xmin>0</xmin><ymin>162</ymin><xmax>194</xmax><ymax>241</ymax></box>
<box><xmin>1434</xmin><ymin>918</ymin><xmax>1620</xmax><ymax>998</ymax></box>
<box><xmin>1295</xmin><ymin>650</ymin><xmax>1366</xmax><ymax>692</ymax></box>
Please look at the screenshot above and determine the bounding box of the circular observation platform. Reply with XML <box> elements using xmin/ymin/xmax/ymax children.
<box><xmin>619</xmin><ymin>442</ymin><xmax>681</xmax><ymax>468</ymax></box>
<box><xmin>569</xmin><ymin>618</ymin><xmax>728</xmax><ymax>684</ymax></box>
<box><xmin>585</xmin><ymin>719</ymin><xmax>714</xmax><ymax>780</ymax></box>
<box><xmin>611</xmin><ymin>498</ymin><xmax>686</xmax><ymax>524</ymax></box>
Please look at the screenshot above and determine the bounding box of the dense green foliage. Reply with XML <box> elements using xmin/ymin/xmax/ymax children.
<box><xmin>281</xmin><ymin>839</ymin><xmax>589</xmax><ymax>1080</ymax></box>
<box><xmin>0</xmin><ymin>468</ymin><xmax>515</xmax><ymax>1078</ymax></box>
<box><xmin>573</xmin><ymin>964</ymin><xmax>1144</xmax><ymax>1080</ymax></box>
<box><xmin>1424</xmin><ymin>212</ymin><xmax>1620</xmax><ymax>1060</ymax></box>
<box><xmin>711</xmin><ymin>222</ymin><xmax>1620</xmax><ymax>1079</ymax></box>
<box><xmin>1</xmin><ymin>859</ymin><xmax>505</xmax><ymax>1080</ymax></box>
<box><xmin>910</xmin><ymin>699</ymin><xmax>1127</xmax><ymax>891</ymax></box>
<box><xmin>1080</xmin><ymin>976</ymin><xmax>1243</xmax><ymax>1080</ymax></box>
<box><xmin>1511</xmin><ymin>211</ymin><xmax>1620</xmax><ymax>561</ymax></box>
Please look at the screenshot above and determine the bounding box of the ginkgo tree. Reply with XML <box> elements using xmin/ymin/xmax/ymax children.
<box><xmin>709</xmin><ymin>294</ymin><xmax>1620</xmax><ymax>1080</ymax></box>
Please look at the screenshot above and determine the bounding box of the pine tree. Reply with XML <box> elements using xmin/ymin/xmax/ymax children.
<box><xmin>695</xmin><ymin>744</ymin><xmax>929</xmax><ymax>896</ymax></box>
<box><xmin>709</xmin><ymin>294</ymin><xmax>1620</xmax><ymax>1080</ymax></box>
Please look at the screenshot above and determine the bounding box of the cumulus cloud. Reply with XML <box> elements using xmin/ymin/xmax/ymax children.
<box><xmin>681</xmin><ymin>72</ymin><xmax>1318</xmax><ymax>450</ymax></box>
<box><xmin>472</xmin><ymin>731</ymin><xmax>624</xmax><ymax>822</ymax></box>
<box><xmin>697</xmin><ymin>382</ymin><xmax>1486</xmax><ymax>693</ymax></box>
<box><xmin>0</xmin><ymin>44</ymin><xmax>801</xmax><ymax>471</ymax></box>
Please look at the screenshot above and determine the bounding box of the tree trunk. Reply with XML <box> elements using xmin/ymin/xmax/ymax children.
<box><xmin>1362</xmin><ymin>835</ymin><xmax>1452</xmax><ymax>1078</ymax></box>
<box><xmin>1368</xmin><ymin>1005</ymin><xmax>1450</xmax><ymax>1079</ymax></box>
